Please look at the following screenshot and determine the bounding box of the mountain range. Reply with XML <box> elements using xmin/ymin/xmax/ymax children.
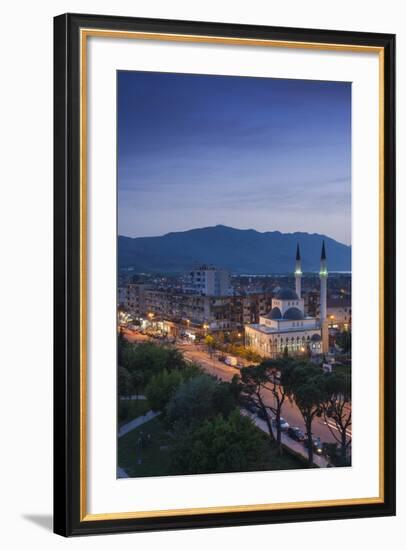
<box><xmin>118</xmin><ymin>225</ymin><xmax>351</xmax><ymax>274</ymax></box>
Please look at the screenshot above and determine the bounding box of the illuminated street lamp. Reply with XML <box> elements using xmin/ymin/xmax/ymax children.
<box><xmin>147</xmin><ymin>312</ymin><xmax>155</xmax><ymax>328</ymax></box>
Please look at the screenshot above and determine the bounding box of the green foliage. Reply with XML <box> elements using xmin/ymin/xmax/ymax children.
<box><xmin>169</xmin><ymin>410</ymin><xmax>268</xmax><ymax>475</ymax></box>
<box><xmin>335</xmin><ymin>330</ymin><xmax>351</xmax><ymax>354</ymax></box>
<box><xmin>323</xmin><ymin>371</ymin><xmax>351</xmax><ymax>401</ymax></box>
<box><xmin>286</xmin><ymin>363</ymin><xmax>325</xmax><ymax>413</ymax></box>
<box><xmin>117</xmin><ymin>399</ymin><xmax>150</xmax><ymax>425</ymax></box>
<box><xmin>117</xmin><ymin>330</ymin><xmax>130</xmax><ymax>366</ymax></box>
<box><xmin>240</xmin><ymin>358</ymin><xmax>296</xmax><ymax>445</ymax></box>
<box><xmin>321</xmin><ymin>371</ymin><xmax>352</xmax><ymax>457</ymax></box>
<box><xmin>284</xmin><ymin>361</ymin><xmax>326</xmax><ymax>465</ymax></box>
<box><xmin>118</xmin><ymin>400</ymin><xmax>131</xmax><ymax>423</ymax></box>
<box><xmin>229</xmin><ymin>374</ymin><xmax>242</xmax><ymax>400</ymax></box>
<box><xmin>130</xmin><ymin>369</ymin><xmax>145</xmax><ymax>398</ymax></box>
<box><xmin>145</xmin><ymin>370</ymin><xmax>184</xmax><ymax>412</ymax></box>
<box><xmin>120</xmin><ymin>342</ymin><xmax>189</xmax><ymax>387</ymax></box>
<box><xmin>118</xmin><ymin>366</ymin><xmax>132</xmax><ymax>398</ymax></box>
<box><xmin>166</xmin><ymin>374</ymin><xmax>237</xmax><ymax>426</ymax></box>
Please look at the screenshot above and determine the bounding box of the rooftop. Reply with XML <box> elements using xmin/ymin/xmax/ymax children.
<box><xmin>274</xmin><ymin>288</ymin><xmax>299</xmax><ymax>300</ymax></box>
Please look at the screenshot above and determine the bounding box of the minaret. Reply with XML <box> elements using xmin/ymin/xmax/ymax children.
<box><xmin>319</xmin><ymin>241</ymin><xmax>329</xmax><ymax>353</ymax></box>
<box><xmin>295</xmin><ymin>243</ymin><xmax>302</xmax><ymax>298</ymax></box>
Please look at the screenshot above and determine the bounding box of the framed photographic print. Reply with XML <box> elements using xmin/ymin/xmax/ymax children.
<box><xmin>54</xmin><ymin>13</ymin><xmax>396</xmax><ymax>536</ymax></box>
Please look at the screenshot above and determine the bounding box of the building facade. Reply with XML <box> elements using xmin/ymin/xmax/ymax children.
<box><xmin>182</xmin><ymin>265</ymin><xmax>231</xmax><ymax>296</ymax></box>
<box><xmin>118</xmin><ymin>280</ymin><xmax>272</xmax><ymax>331</ymax></box>
<box><xmin>327</xmin><ymin>298</ymin><xmax>352</xmax><ymax>331</ymax></box>
<box><xmin>118</xmin><ymin>282</ymin><xmax>148</xmax><ymax>314</ymax></box>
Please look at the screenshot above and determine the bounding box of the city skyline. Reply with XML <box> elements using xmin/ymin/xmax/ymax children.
<box><xmin>118</xmin><ymin>71</ymin><xmax>351</xmax><ymax>245</ymax></box>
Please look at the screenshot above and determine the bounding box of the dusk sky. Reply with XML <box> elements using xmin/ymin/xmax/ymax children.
<box><xmin>117</xmin><ymin>71</ymin><xmax>351</xmax><ymax>245</ymax></box>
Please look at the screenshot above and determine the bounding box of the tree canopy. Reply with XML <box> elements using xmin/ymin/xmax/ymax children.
<box><xmin>166</xmin><ymin>374</ymin><xmax>237</xmax><ymax>426</ymax></box>
<box><xmin>169</xmin><ymin>410</ymin><xmax>268</xmax><ymax>475</ymax></box>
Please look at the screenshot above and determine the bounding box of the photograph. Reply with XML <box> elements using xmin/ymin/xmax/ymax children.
<box><xmin>116</xmin><ymin>70</ymin><xmax>352</xmax><ymax>478</ymax></box>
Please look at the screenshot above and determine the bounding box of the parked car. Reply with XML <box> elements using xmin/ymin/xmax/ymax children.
<box><xmin>304</xmin><ymin>436</ymin><xmax>324</xmax><ymax>455</ymax></box>
<box><xmin>271</xmin><ymin>417</ymin><xmax>290</xmax><ymax>431</ymax></box>
<box><xmin>225</xmin><ymin>356</ymin><xmax>238</xmax><ymax>367</ymax></box>
<box><xmin>287</xmin><ymin>426</ymin><xmax>305</xmax><ymax>442</ymax></box>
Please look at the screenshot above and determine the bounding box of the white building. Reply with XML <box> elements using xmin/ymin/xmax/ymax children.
<box><xmin>245</xmin><ymin>243</ymin><xmax>329</xmax><ymax>358</ymax></box>
<box><xmin>183</xmin><ymin>265</ymin><xmax>231</xmax><ymax>296</ymax></box>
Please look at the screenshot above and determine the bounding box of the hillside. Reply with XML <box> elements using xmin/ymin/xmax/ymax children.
<box><xmin>118</xmin><ymin>225</ymin><xmax>351</xmax><ymax>274</ymax></box>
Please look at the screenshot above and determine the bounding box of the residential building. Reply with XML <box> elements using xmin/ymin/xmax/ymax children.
<box><xmin>183</xmin><ymin>265</ymin><xmax>231</xmax><ymax>296</ymax></box>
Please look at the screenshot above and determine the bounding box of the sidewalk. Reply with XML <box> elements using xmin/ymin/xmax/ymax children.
<box><xmin>118</xmin><ymin>410</ymin><xmax>161</xmax><ymax>438</ymax></box>
<box><xmin>241</xmin><ymin>409</ymin><xmax>329</xmax><ymax>468</ymax></box>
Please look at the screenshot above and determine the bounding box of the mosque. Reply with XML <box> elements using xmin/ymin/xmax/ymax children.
<box><xmin>244</xmin><ymin>242</ymin><xmax>329</xmax><ymax>358</ymax></box>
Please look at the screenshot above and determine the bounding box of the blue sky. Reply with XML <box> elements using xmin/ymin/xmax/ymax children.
<box><xmin>117</xmin><ymin>71</ymin><xmax>351</xmax><ymax>245</ymax></box>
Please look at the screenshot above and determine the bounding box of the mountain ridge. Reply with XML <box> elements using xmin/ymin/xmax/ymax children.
<box><xmin>118</xmin><ymin>225</ymin><xmax>351</xmax><ymax>274</ymax></box>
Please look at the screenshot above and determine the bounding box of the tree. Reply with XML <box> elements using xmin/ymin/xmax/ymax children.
<box><xmin>285</xmin><ymin>363</ymin><xmax>325</xmax><ymax>466</ymax></box>
<box><xmin>166</xmin><ymin>374</ymin><xmax>236</xmax><ymax>426</ymax></box>
<box><xmin>322</xmin><ymin>372</ymin><xmax>352</xmax><ymax>464</ymax></box>
<box><xmin>117</xmin><ymin>366</ymin><xmax>131</xmax><ymax>398</ymax></box>
<box><xmin>117</xmin><ymin>329</ymin><xmax>129</xmax><ymax>366</ymax></box>
<box><xmin>130</xmin><ymin>369</ymin><xmax>145</xmax><ymax>400</ymax></box>
<box><xmin>121</xmin><ymin>342</ymin><xmax>187</xmax><ymax>385</ymax></box>
<box><xmin>240</xmin><ymin>359</ymin><xmax>294</xmax><ymax>451</ymax></box>
<box><xmin>169</xmin><ymin>410</ymin><xmax>268</xmax><ymax>475</ymax></box>
<box><xmin>205</xmin><ymin>334</ymin><xmax>215</xmax><ymax>357</ymax></box>
<box><xmin>336</xmin><ymin>331</ymin><xmax>351</xmax><ymax>354</ymax></box>
<box><xmin>145</xmin><ymin>370</ymin><xmax>184</xmax><ymax>412</ymax></box>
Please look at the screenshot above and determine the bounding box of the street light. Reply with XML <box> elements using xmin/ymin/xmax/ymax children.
<box><xmin>147</xmin><ymin>312</ymin><xmax>155</xmax><ymax>330</ymax></box>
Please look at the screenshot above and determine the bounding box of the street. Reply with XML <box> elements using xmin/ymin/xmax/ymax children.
<box><xmin>122</xmin><ymin>328</ymin><xmax>351</xmax><ymax>449</ymax></box>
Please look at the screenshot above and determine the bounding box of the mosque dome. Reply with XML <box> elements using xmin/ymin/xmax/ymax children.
<box><xmin>274</xmin><ymin>288</ymin><xmax>299</xmax><ymax>300</ymax></box>
<box><xmin>267</xmin><ymin>307</ymin><xmax>282</xmax><ymax>319</ymax></box>
<box><xmin>283</xmin><ymin>307</ymin><xmax>304</xmax><ymax>320</ymax></box>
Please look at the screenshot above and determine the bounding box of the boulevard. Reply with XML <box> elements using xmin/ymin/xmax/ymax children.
<box><xmin>122</xmin><ymin>328</ymin><xmax>351</xmax><ymax>449</ymax></box>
